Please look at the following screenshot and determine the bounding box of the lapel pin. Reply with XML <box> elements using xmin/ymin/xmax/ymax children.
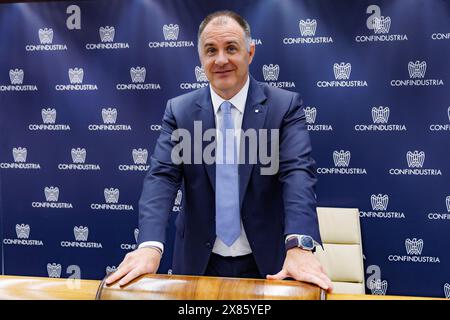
<box><xmin>255</xmin><ymin>109</ymin><xmax>259</xmax><ymax>113</ymax></box>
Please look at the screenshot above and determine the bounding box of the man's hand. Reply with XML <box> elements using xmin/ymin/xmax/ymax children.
<box><xmin>105</xmin><ymin>247</ymin><xmax>162</xmax><ymax>286</ymax></box>
<box><xmin>266</xmin><ymin>248</ymin><xmax>333</xmax><ymax>292</ymax></box>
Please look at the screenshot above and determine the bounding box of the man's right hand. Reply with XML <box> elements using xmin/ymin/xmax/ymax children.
<box><xmin>105</xmin><ymin>247</ymin><xmax>162</xmax><ymax>286</ymax></box>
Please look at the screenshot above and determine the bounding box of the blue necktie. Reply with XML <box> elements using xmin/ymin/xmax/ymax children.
<box><xmin>216</xmin><ymin>101</ymin><xmax>240</xmax><ymax>246</ymax></box>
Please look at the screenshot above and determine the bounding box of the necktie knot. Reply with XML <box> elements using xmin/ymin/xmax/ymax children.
<box><xmin>220</xmin><ymin>101</ymin><xmax>232</xmax><ymax>114</ymax></box>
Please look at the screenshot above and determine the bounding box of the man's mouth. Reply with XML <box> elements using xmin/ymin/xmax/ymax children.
<box><xmin>214</xmin><ymin>69</ymin><xmax>234</xmax><ymax>75</ymax></box>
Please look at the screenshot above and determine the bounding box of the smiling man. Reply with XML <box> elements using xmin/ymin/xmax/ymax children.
<box><xmin>106</xmin><ymin>10</ymin><xmax>333</xmax><ymax>293</ymax></box>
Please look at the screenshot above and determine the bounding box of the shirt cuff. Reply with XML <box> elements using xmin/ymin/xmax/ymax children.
<box><xmin>138</xmin><ymin>241</ymin><xmax>164</xmax><ymax>255</ymax></box>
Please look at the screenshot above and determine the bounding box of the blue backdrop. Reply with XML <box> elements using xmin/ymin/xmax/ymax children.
<box><xmin>0</xmin><ymin>0</ymin><xmax>449</xmax><ymax>298</ymax></box>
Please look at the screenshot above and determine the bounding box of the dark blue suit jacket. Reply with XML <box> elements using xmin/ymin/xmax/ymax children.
<box><xmin>138</xmin><ymin>76</ymin><xmax>321</xmax><ymax>277</ymax></box>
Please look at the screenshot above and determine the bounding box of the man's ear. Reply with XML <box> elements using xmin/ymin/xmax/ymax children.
<box><xmin>248</xmin><ymin>43</ymin><xmax>256</xmax><ymax>65</ymax></box>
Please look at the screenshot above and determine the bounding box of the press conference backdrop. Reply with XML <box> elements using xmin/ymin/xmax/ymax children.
<box><xmin>0</xmin><ymin>0</ymin><xmax>449</xmax><ymax>298</ymax></box>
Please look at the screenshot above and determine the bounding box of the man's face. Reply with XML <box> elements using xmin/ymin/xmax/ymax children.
<box><xmin>199</xmin><ymin>17</ymin><xmax>255</xmax><ymax>99</ymax></box>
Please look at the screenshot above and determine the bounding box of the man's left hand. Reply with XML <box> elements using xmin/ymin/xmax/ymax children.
<box><xmin>266</xmin><ymin>248</ymin><xmax>333</xmax><ymax>292</ymax></box>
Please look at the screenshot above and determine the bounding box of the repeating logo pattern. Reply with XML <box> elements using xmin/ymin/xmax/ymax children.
<box><xmin>372</xmin><ymin>106</ymin><xmax>390</xmax><ymax>124</ymax></box>
<box><xmin>39</xmin><ymin>28</ymin><xmax>54</xmax><ymax>44</ymax></box>
<box><xmin>47</xmin><ymin>263</ymin><xmax>62</xmax><ymax>278</ymax></box>
<box><xmin>1</xmin><ymin>68</ymin><xmax>38</xmax><ymax>91</ymax></box>
<box><xmin>405</xmin><ymin>238</ymin><xmax>423</xmax><ymax>255</ymax></box>
<box><xmin>99</xmin><ymin>26</ymin><xmax>115</xmax><ymax>42</ymax></box>
<box><xmin>406</xmin><ymin>151</ymin><xmax>425</xmax><ymax>168</ymax></box>
<box><xmin>163</xmin><ymin>24</ymin><xmax>179</xmax><ymax>41</ymax></box>
<box><xmin>132</xmin><ymin>148</ymin><xmax>148</xmax><ymax>165</ymax></box>
<box><xmin>85</xmin><ymin>25</ymin><xmax>129</xmax><ymax>50</ymax></box>
<box><xmin>317</xmin><ymin>62</ymin><xmax>367</xmax><ymax>87</ymax></box>
<box><xmin>390</xmin><ymin>60</ymin><xmax>444</xmax><ymax>87</ymax></box>
<box><xmin>283</xmin><ymin>18</ymin><xmax>333</xmax><ymax>44</ymax></box>
<box><xmin>261</xmin><ymin>64</ymin><xmax>295</xmax><ymax>88</ymax></box>
<box><xmin>16</xmin><ymin>224</ymin><xmax>30</xmax><ymax>239</ymax></box>
<box><xmin>371</xmin><ymin>194</ymin><xmax>389</xmax><ymax>211</ymax></box>
<box><xmin>3</xmin><ymin>224</ymin><xmax>43</xmax><ymax>246</ymax></box>
<box><xmin>360</xmin><ymin>194</ymin><xmax>405</xmax><ymax>219</ymax></box>
<box><xmin>368</xmin><ymin>279</ymin><xmax>388</xmax><ymax>295</ymax></box>
<box><xmin>148</xmin><ymin>23</ymin><xmax>194</xmax><ymax>48</ymax></box>
<box><xmin>333</xmin><ymin>63</ymin><xmax>351</xmax><ymax>80</ymax></box>
<box><xmin>388</xmin><ymin>238</ymin><xmax>440</xmax><ymax>263</ymax></box>
<box><xmin>262</xmin><ymin>64</ymin><xmax>280</xmax><ymax>81</ymax></box>
<box><xmin>12</xmin><ymin>147</ymin><xmax>27</xmax><ymax>163</ymax></box>
<box><xmin>408</xmin><ymin>61</ymin><xmax>426</xmax><ymax>79</ymax></box>
<box><xmin>45</xmin><ymin>186</ymin><xmax>59</xmax><ymax>202</ymax></box>
<box><xmin>299</xmin><ymin>19</ymin><xmax>317</xmax><ymax>37</ymax></box>
<box><xmin>333</xmin><ymin>150</ymin><xmax>351</xmax><ymax>167</ymax></box>
<box><xmin>10</xmin><ymin>68</ymin><xmax>24</xmax><ymax>84</ymax></box>
<box><xmin>445</xmin><ymin>283</ymin><xmax>450</xmax><ymax>299</ymax></box>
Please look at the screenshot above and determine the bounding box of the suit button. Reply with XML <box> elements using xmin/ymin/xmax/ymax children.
<box><xmin>205</xmin><ymin>242</ymin><xmax>212</xmax><ymax>248</ymax></box>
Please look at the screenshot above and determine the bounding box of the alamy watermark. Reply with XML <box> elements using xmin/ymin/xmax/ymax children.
<box><xmin>171</xmin><ymin>121</ymin><xmax>280</xmax><ymax>175</ymax></box>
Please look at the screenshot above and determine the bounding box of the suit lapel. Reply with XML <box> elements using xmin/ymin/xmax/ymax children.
<box><xmin>195</xmin><ymin>86</ymin><xmax>216</xmax><ymax>192</ymax></box>
<box><xmin>238</xmin><ymin>77</ymin><xmax>268</xmax><ymax>209</ymax></box>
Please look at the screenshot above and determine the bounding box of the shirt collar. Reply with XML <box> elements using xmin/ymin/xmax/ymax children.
<box><xmin>210</xmin><ymin>75</ymin><xmax>249</xmax><ymax>115</ymax></box>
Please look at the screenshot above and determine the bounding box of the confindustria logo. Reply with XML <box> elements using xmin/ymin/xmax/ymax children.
<box><xmin>445</xmin><ymin>283</ymin><xmax>450</xmax><ymax>299</ymax></box>
<box><xmin>106</xmin><ymin>266</ymin><xmax>117</xmax><ymax>275</ymax></box>
<box><xmin>0</xmin><ymin>69</ymin><xmax>38</xmax><ymax>92</ymax></box>
<box><xmin>283</xmin><ymin>18</ymin><xmax>333</xmax><ymax>45</ymax></box>
<box><xmin>118</xmin><ymin>148</ymin><xmax>150</xmax><ymax>171</ymax></box>
<box><xmin>116</xmin><ymin>66</ymin><xmax>161</xmax><ymax>90</ymax></box>
<box><xmin>150</xmin><ymin>124</ymin><xmax>162</xmax><ymax>131</ymax></box>
<box><xmin>427</xmin><ymin>196</ymin><xmax>450</xmax><ymax>221</ymax></box>
<box><xmin>47</xmin><ymin>263</ymin><xmax>62</xmax><ymax>278</ymax></box>
<box><xmin>90</xmin><ymin>187</ymin><xmax>134</xmax><ymax>211</ymax></box>
<box><xmin>317</xmin><ymin>63</ymin><xmax>368</xmax><ymax>88</ymax></box>
<box><xmin>88</xmin><ymin>107</ymin><xmax>131</xmax><ymax>131</ymax></box>
<box><xmin>355</xmin><ymin>5</ymin><xmax>407</xmax><ymax>42</ymax></box>
<box><xmin>317</xmin><ymin>150</ymin><xmax>367</xmax><ymax>175</ymax></box>
<box><xmin>368</xmin><ymin>279</ymin><xmax>388</xmax><ymax>295</ymax></box>
<box><xmin>431</xmin><ymin>30</ymin><xmax>450</xmax><ymax>40</ymax></box>
<box><xmin>120</xmin><ymin>228</ymin><xmax>139</xmax><ymax>250</ymax></box>
<box><xmin>32</xmin><ymin>186</ymin><xmax>73</xmax><ymax>209</ymax></box>
<box><xmin>60</xmin><ymin>226</ymin><xmax>103</xmax><ymax>249</ymax></box>
<box><xmin>388</xmin><ymin>150</ymin><xmax>442</xmax><ymax>176</ymax></box>
<box><xmin>148</xmin><ymin>24</ymin><xmax>194</xmax><ymax>48</ymax></box>
<box><xmin>3</xmin><ymin>224</ymin><xmax>44</xmax><ymax>246</ymax></box>
<box><xmin>388</xmin><ymin>238</ymin><xmax>440</xmax><ymax>263</ymax></box>
<box><xmin>55</xmin><ymin>67</ymin><xmax>98</xmax><ymax>91</ymax></box>
<box><xmin>391</xmin><ymin>61</ymin><xmax>444</xmax><ymax>87</ymax></box>
<box><xmin>429</xmin><ymin>107</ymin><xmax>450</xmax><ymax>132</ymax></box>
<box><xmin>173</xmin><ymin>190</ymin><xmax>182</xmax><ymax>212</ymax></box>
<box><xmin>354</xmin><ymin>106</ymin><xmax>407</xmax><ymax>132</ymax></box>
<box><xmin>180</xmin><ymin>66</ymin><xmax>209</xmax><ymax>90</ymax></box>
<box><xmin>25</xmin><ymin>27</ymin><xmax>67</xmax><ymax>51</ymax></box>
<box><xmin>0</xmin><ymin>147</ymin><xmax>41</xmax><ymax>170</ymax></box>
<box><xmin>251</xmin><ymin>38</ymin><xmax>263</xmax><ymax>46</ymax></box>
<box><xmin>29</xmin><ymin>108</ymin><xmax>71</xmax><ymax>131</ymax></box>
<box><xmin>262</xmin><ymin>64</ymin><xmax>296</xmax><ymax>89</ymax></box>
<box><xmin>58</xmin><ymin>148</ymin><xmax>100</xmax><ymax>171</ymax></box>
<box><xmin>304</xmin><ymin>107</ymin><xmax>333</xmax><ymax>132</ymax></box>
<box><xmin>360</xmin><ymin>194</ymin><xmax>405</xmax><ymax>219</ymax></box>
<box><xmin>85</xmin><ymin>26</ymin><xmax>130</xmax><ymax>50</ymax></box>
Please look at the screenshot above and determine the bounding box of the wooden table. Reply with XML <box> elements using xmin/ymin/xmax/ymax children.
<box><xmin>0</xmin><ymin>275</ymin><xmax>444</xmax><ymax>300</ymax></box>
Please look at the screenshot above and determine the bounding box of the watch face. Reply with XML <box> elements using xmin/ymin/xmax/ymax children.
<box><xmin>300</xmin><ymin>236</ymin><xmax>314</xmax><ymax>249</ymax></box>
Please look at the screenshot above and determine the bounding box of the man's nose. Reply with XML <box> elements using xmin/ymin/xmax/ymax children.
<box><xmin>214</xmin><ymin>51</ymin><xmax>229</xmax><ymax>66</ymax></box>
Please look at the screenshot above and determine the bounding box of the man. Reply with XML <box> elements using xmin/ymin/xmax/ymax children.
<box><xmin>106</xmin><ymin>10</ymin><xmax>333</xmax><ymax>292</ymax></box>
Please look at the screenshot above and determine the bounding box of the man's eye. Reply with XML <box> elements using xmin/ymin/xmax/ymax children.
<box><xmin>227</xmin><ymin>46</ymin><xmax>237</xmax><ymax>52</ymax></box>
<box><xmin>206</xmin><ymin>48</ymin><xmax>216</xmax><ymax>54</ymax></box>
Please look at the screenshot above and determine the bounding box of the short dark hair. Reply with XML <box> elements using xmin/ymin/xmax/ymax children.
<box><xmin>197</xmin><ymin>10</ymin><xmax>252</xmax><ymax>51</ymax></box>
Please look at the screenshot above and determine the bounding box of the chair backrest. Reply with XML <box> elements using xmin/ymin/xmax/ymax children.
<box><xmin>314</xmin><ymin>207</ymin><xmax>365</xmax><ymax>295</ymax></box>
